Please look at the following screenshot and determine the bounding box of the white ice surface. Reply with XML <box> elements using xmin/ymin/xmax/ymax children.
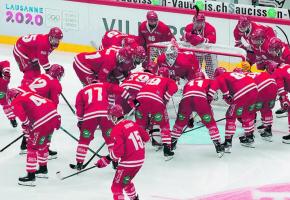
<box><xmin>0</xmin><ymin>44</ymin><xmax>290</xmax><ymax>200</ymax></box>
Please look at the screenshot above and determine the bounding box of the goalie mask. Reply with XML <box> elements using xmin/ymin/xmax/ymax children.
<box><xmin>268</xmin><ymin>37</ymin><xmax>283</xmax><ymax>57</ymax></box>
<box><xmin>165</xmin><ymin>45</ymin><xmax>178</xmax><ymax>66</ymax></box>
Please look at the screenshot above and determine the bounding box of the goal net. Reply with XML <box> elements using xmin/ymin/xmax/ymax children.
<box><xmin>147</xmin><ymin>41</ymin><xmax>247</xmax><ymax>113</ymax></box>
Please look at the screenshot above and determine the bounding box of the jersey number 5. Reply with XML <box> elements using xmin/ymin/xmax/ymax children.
<box><xmin>129</xmin><ymin>131</ymin><xmax>144</xmax><ymax>151</ymax></box>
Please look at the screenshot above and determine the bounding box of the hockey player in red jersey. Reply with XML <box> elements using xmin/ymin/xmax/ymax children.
<box><xmin>95</xmin><ymin>104</ymin><xmax>149</xmax><ymax>200</ymax></box>
<box><xmin>266</xmin><ymin>37</ymin><xmax>290</xmax><ymax>65</ymax></box>
<box><xmin>182</xmin><ymin>13</ymin><xmax>217</xmax><ymax>79</ymax></box>
<box><xmin>19</xmin><ymin>64</ymin><xmax>64</xmax><ymax>157</ymax></box>
<box><xmin>233</xmin><ymin>16</ymin><xmax>275</xmax><ymax>65</ymax></box>
<box><xmin>0</xmin><ymin>60</ymin><xmax>17</xmax><ymax>128</ymax></box>
<box><xmin>138</xmin><ymin>10</ymin><xmax>175</xmax><ymax>49</ymax></box>
<box><xmin>208</xmin><ymin>67</ymin><xmax>258</xmax><ymax>152</ymax></box>
<box><xmin>242</xmin><ymin>70</ymin><xmax>277</xmax><ymax>141</ymax></box>
<box><xmin>171</xmin><ymin>71</ymin><xmax>224</xmax><ymax>157</ymax></box>
<box><xmin>74</xmin><ymin>81</ymin><xmax>132</xmax><ymax>170</ymax></box>
<box><xmin>136</xmin><ymin>67</ymin><xmax>178</xmax><ymax>160</ymax></box>
<box><xmin>100</xmin><ymin>30</ymin><xmax>140</xmax><ymax>50</ymax></box>
<box><xmin>13</xmin><ymin>27</ymin><xmax>63</xmax><ymax>86</ymax></box>
<box><xmin>157</xmin><ymin>44</ymin><xmax>200</xmax><ymax>81</ymax></box>
<box><xmin>267</xmin><ymin>63</ymin><xmax>290</xmax><ymax>143</ymax></box>
<box><xmin>118</xmin><ymin>62</ymin><xmax>156</xmax><ymax>114</ymax></box>
<box><xmin>7</xmin><ymin>88</ymin><xmax>61</xmax><ymax>186</ymax></box>
<box><xmin>73</xmin><ymin>46</ymin><xmax>132</xmax><ymax>85</ymax></box>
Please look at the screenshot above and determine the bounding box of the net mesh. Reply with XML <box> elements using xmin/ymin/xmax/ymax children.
<box><xmin>148</xmin><ymin>41</ymin><xmax>247</xmax><ymax>107</ymax></box>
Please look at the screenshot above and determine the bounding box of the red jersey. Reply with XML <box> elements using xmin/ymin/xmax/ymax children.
<box><xmin>182</xmin><ymin>78</ymin><xmax>211</xmax><ymax>100</ymax></box>
<box><xmin>266</xmin><ymin>42</ymin><xmax>290</xmax><ymax>65</ymax></box>
<box><xmin>272</xmin><ymin>64</ymin><xmax>290</xmax><ymax>96</ymax></box>
<box><xmin>74</xmin><ymin>46</ymin><xmax>121</xmax><ymax>82</ymax></box>
<box><xmin>157</xmin><ymin>51</ymin><xmax>200</xmax><ymax>80</ymax></box>
<box><xmin>137</xmin><ymin>75</ymin><xmax>178</xmax><ymax>105</ymax></box>
<box><xmin>120</xmin><ymin>72</ymin><xmax>154</xmax><ymax>97</ymax></box>
<box><xmin>233</xmin><ymin>22</ymin><xmax>275</xmax><ymax>51</ymax></box>
<box><xmin>75</xmin><ymin>82</ymin><xmax>130</xmax><ymax>122</ymax></box>
<box><xmin>0</xmin><ymin>61</ymin><xmax>10</xmax><ymax>93</ymax></box>
<box><xmin>11</xmin><ymin>91</ymin><xmax>59</xmax><ymax>129</ymax></box>
<box><xmin>208</xmin><ymin>72</ymin><xmax>257</xmax><ymax>101</ymax></box>
<box><xmin>13</xmin><ymin>34</ymin><xmax>54</xmax><ymax>71</ymax></box>
<box><xmin>101</xmin><ymin>30</ymin><xmax>140</xmax><ymax>49</ymax></box>
<box><xmin>138</xmin><ymin>21</ymin><xmax>175</xmax><ymax>48</ymax></box>
<box><xmin>109</xmin><ymin>119</ymin><xmax>150</xmax><ymax>168</ymax></box>
<box><xmin>245</xmin><ymin>72</ymin><xmax>276</xmax><ymax>93</ymax></box>
<box><xmin>22</xmin><ymin>74</ymin><xmax>62</xmax><ymax>106</ymax></box>
<box><xmin>183</xmin><ymin>22</ymin><xmax>216</xmax><ymax>44</ymax></box>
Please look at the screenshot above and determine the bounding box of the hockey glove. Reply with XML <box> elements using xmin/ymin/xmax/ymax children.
<box><xmin>187</xmin><ymin>117</ymin><xmax>195</xmax><ymax>128</ymax></box>
<box><xmin>280</xmin><ymin>95</ymin><xmax>289</xmax><ymax>110</ymax></box>
<box><xmin>223</xmin><ymin>94</ymin><xmax>233</xmax><ymax>105</ymax></box>
<box><xmin>190</xmin><ymin>35</ymin><xmax>205</xmax><ymax>46</ymax></box>
<box><xmin>77</xmin><ymin>121</ymin><xmax>83</xmax><ymax>129</ymax></box>
<box><xmin>21</xmin><ymin>122</ymin><xmax>33</xmax><ymax>135</ymax></box>
<box><xmin>95</xmin><ymin>155</ymin><xmax>112</xmax><ymax>168</ymax></box>
<box><xmin>128</xmin><ymin>97</ymin><xmax>140</xmax><ymax>109</ymax></box>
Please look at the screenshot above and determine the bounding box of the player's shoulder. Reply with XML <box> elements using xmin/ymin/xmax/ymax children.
<box><xmin>184</xmin><ymin>23</ymin><xmax>193</xmax><ymax>32</ymax></box>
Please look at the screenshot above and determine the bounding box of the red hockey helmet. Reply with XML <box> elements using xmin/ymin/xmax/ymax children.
<box><xmin>268</xmin><ymin>37</ymin><xmax>283</xmax><ymax>57</ymax></box>
<box><xmin>118</xmin><ymin>47</ymin><xmax>133</xmax><ymax>63</ymax></box>
<box><xmin>6</xmin><ymin>88</ymin><xmax>24</xmax><ymax>104</ymax></box>
<box><xmin>251</xmin><ymin>29</ymin><xmax>265</xmax><ymax>46</ymax></box>
<box><xmin>48</xmin><ymin>27</ymin><xmax>63</xmax><ymax>48</ymax></box>
<box><xmin>108</xmin><ymin>104</ymin><xmax>124</xmax><ymax>123</ymax></box>
<box><xmin>233</xmin><ymin>67</ymin><xmax>244</xmax><ymax>73</ymax></box>
<box><xmin>265</xmin><ymin>61</ymin><xmax>278</xmax><ymax>74</ymax></box>
<box><xmin>193</xmin><ymin>13</ymin><xmax>205</xmax><ymax>30</ymax></box>
<box><xmin>122</xmin><ymin>37</ymin><xmax>136</xmax><ymax>48</ymax></box>
<box><xmin>194</xmin><ymin>71</ymin><xmax>205</xmax><ymax>79</ymax></box>
<box><xmin>158</xmin><ymin>67</ymin><xmax>170</xmax><ymax>78</ymax></box>
<box><xmin>237</xmin><ymin>16</ymin><xmax>251</xmax><ymax>33</ymax></box>
<box><xmin>146</xmin><ymin>11</ymin><xmax>158</xmax><ymax>27</ymax></box>
<box><xmin>48</xmin><ymin>64</ymin><xmax>64</xmax><ymax>80</ymax></box>
<box><xmin>214</xmin><ymin>67</ymin><xmax>227</xmax><ymax>78</ymax></box>
<box><xmin>145</xmin><ymin>61</ymin><xmax>158</xmax><ymax>74</ymax></box>
<box><xmin>133</xmin><ymin>46</ymin><xmax>146</xmax><ymax>65</ymax></box>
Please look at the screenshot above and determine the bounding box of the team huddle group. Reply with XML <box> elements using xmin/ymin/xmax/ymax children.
<box><xmin>0</xmin><ymin>9</ymin><xmax>290</xmax><ymax>200</ymax></box>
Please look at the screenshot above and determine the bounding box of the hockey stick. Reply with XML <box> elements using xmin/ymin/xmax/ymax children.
<box><xmin>69</xmin><ymin>142</ymin><xmax>105</xmax><ymax>170</ymax></box>
<box><xmin>56</xmin><ymin>165</ymin><xmax>97</xmax><ymax>181</ymax></box>
<box><xmin>183</xmin><ymin>117</ymin><xmax>226</xmax><ymax>134</ymax></box>
<box><xmin>60</xmin><ymin>93</ymin><xmax>75</xmax><ymax>115</ymax></box>
<box><xmin>60</xmin><ymin>126</ymin><xmax>100</xmax><ymax>155</ymax></box>
<box><xmin>0</xmin><ymin>133</ymin><xmax>25</xmax><ymax>152</ymax></box>
<box><xmin>276</xmin><ymin>26</ymin><xmax>290</xmax><ymax>46</ymax></box>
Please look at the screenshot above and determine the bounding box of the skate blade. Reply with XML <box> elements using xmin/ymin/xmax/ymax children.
<box><xmin>18</xmin><ymin>181</ymin><xmax>36</xmax><ymax>187</ymax></box>
<box><xmin>164</xmin><ymin>155</ymin><xmax>174</xmax><ymax>161</ymax></box>
<box><xmin>241</xmin><ymin>143</ymin><xmax>255</xmax><ymax>148</ymax></box>
<box><xmin>217</xmin><ymin>151</ymin><xmax>225</xmax><ymax>158</ymax></box>
<box><xmin>276</xmin><ymin>113</ymin><xmax>288</xmax><ymax>118</ymax></box>
<box><xmin>224</xmin><ymin>147</ymin><xmax>231</xmax><ymax>153</ymax></box>
<box><xmin>36</xmin><ymin>174</ymin><xmax>48</xmax><ymax>179</ymax></box>
<box><xmin>258</xmin><ymin>129</ymin><xmax>264</xmax><ymax>134</ymax></box>
<box><xmin>19</xmin><ymin>150</ymin><xmax>27</xmax><ymax>155</ymax></box>
<box><xmin>48</xmin><ymin>155</ymin><xmax>57</xmax><ymax>160</ymax></box>
<box><xmin>282</xmin><ymin>140</ymin><xmax>290</xmax><ymax>144</ymax></box>
<box><xmin>261</xmin><ymin>136</ymin><xmax>273</xmax><ymax>142</ymax></box>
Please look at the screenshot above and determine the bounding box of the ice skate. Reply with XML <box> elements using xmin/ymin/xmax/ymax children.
<box><xmin>260</xmin><ymin>126</ymin><xmax>273</xmax><ymax>142</ymax></box>
<box><xmin>213</xmin><ymin>141</ymin><xmax>225</xmax><ymax>158</ymax></box>
<box><xmin>36</xmin><ymin>166</ymin><xmax>48</xmax><ymax>179</ymax></box>
<box><xmin>282</xmin><ymin>134</ymin><xmax>290</xmax><ymax>144</ymax></box>
<box><xmin>275</xmin><ymin>108</ymin><xmax>288</xmax><ymax>118</ymax></box>
<box><xmin>48</xmin><ymin>149</ymin><xmax>57</xmax><ymax>160</ymax></box>
<box><xmin>18</xmin><ymin>172</ymin><xmax>36</xmax><ymax>187</ymax></box>
<box><xmin>163</xmin><ymin>144</ymin><xmax>174</xmax><ymax>161</ymax></box>
<box><xmin>239</xmin><ymin>136</ymin><xmax>255</xmax><ymax>148</ymax></box>
<box><xmin>222</xmin><ymin>137</ymin><xmax>232</xmax><ymax>153</ymax></box>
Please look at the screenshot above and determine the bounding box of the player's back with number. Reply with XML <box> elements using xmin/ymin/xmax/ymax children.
<box><xmin>12</xmin><ymin>91</ymin><xmax>57</xmax><ymax>124</ymax></box>
<box><xmin>183</xmin><ymin>78</ymin><xmax>211</xmax><ymax>97</ymax></box>
<box><xmin>110</xmin><ymin>119</ymin><xmax>150</xmax><ymax>166</ymax></box>
<box><xmin>23</xmin><ymin>74</ymin><xmax>62</xmax><ymax>105</ymax></box>
<box><xmin>121</xmin><ymin>72</ymin><xmax>154</xmax><ymax>95</ymax></box>
<box><xmin>223</xmin><ymin>72</ymin><xmax>256</xmax><ymax>95</ymax></box>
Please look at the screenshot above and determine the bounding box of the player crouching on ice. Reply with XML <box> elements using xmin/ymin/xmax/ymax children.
<box><xmin>95</xmin><ymin>105</ymin><xmax>150</xmax><ymax>200</ymax></box>
<box><xmin>171</xmin><ymin>71</ymin><xmax>225</xmax><ymax>158</ymax></box>
<box><xmin>6</xmin><ymin>88</ymin><xmax>61</xmax><ymax>186</ymax></box>
<box><xmin>208</xmin><ymin>67</ymin><xmax>258</xmax><ymax>152</ymax></box>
